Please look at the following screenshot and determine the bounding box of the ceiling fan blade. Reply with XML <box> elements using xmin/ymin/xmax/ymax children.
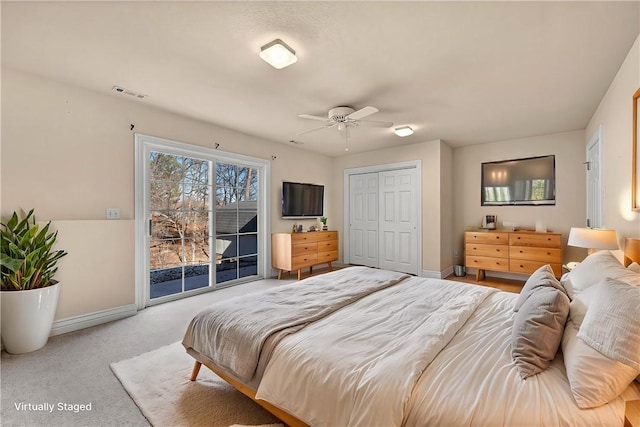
<box><xmin>356</xmin><ymin>120</ymin><xmax>394</xmax><ymax>128</ymax></box>
<box><xmin>296</xmin><ymin>124</ymin><xmax>334</xmax><ymax>136</ymax></box>
<box><xmin>347</xmin><ymin>106</ymin><xmax>379</xmax><ymax>120</ymax></box>
<box><xmin>298</xmin><ymin>114</ymin><xmax>330</xmax><ymax>122</ymax></box>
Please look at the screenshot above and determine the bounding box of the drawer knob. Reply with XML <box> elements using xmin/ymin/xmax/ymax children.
<box><xmin>520</xmin><ymin>264</ymin><xmax>524</xmax><ymax>268</ymax></box>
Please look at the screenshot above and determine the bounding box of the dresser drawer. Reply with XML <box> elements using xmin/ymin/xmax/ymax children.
<box><xmin>510</xmin><ymin>260</ymin><xmax>562</xmax><ymax>277</ymax></box>
<box><xmin>291</xmin><ymin>242</ymin><xmax>317</xmax><ymax>257</ymax></box>
<box><xmin>316</xmin><ymin>231</ymin><xmax>338</xmax><ymax>242</ymax></box>
<box><xmin>465</xmin><ymin>231</ymin><xmax>509</xmax><ymax>245</ymax></box>
<box><xmin>466</xmin><ymin>243</ymin><xmax>509</xmax><ymax>258</ymax></box>
<box><xmin>509</xmin><ymin>246</ymin><xmax>562</xmax><ymax>263</ymax></box>
<box><xmin>317</xmin><ymin>239</ymin><xmax>338</xmax><ymax>252</ymax></box>
<box><xmin>466</xmin><ymin>255</ymin><xmax>509</xmax><ymax>272</ymax></box>
<box><xmin>291</xmin><ymin>233</ymin><xmax>319</xmax><ymax>244</ymax></box>
<box><xmin>291</xmin><ymin>253</ymin><xmax>318</xmax><ymax>269</ymax></box>
<box><xmin>509</xmin><ymin>232</ymin><xmax>561</xmax><ymax>248</ymax></box>
<box><xmin>318</xmin><ymin>250</ymin><xmax>338</xmax><ymax>263</ymax></box>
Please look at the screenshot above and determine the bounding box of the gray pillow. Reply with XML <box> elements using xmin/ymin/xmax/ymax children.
<box><xmin>514</xmin><ymin>264</ymin><xmax>566</xmax><ymax>312</ymax></box>
<box><xmin>511</xmin><ymin>286</ymin><xmax>570</xmax><ymax>379</ymax></box>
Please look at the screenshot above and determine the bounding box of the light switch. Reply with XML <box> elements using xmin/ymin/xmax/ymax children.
<box><xmin>106</xmin><ymin>208</ymin><xmax>120</xmax><ymax>219</ymax></box>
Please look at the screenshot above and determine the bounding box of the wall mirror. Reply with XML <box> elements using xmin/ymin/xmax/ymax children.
<box><xmin>634</xmin><ymin>88</ymin><xmax>640</xmax><ymax>211</ymax></box>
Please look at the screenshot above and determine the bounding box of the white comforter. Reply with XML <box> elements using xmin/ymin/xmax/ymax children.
<box><xmin>182</xmin><ymin>267</ymin><xmax>408</xmax><ymax>385</ymax></box>
<box><xmin>255</xmin><ymin>277</ymin><xmax>496</xmax><ymax>427</ymax></box>
<box><xmin>257</xmin><ymin>279</ymin><xmax>640</xmax><ymax>427</ymax></box>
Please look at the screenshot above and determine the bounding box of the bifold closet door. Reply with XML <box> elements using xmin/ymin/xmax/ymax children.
<box><xmin>378</xmin><ymin>169</ymin><xmax>418</xmax><ymax>274</ymax></box>
<box><xmin>348</xmin><ymin>173</ymin><xmax>379</xmax><ymax>268</ymax></box>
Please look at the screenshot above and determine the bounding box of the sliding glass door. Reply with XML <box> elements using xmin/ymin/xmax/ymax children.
<box><xmin>135</xmin><ymin>134</ymin><xmax>269</xmax><ymax>307</ymax></box>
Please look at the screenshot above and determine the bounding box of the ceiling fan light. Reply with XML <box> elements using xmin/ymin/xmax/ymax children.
<box><xmin>394</xmin><ymin>126</ymin><xmax>413</xmax><ymax>137</ymax></box>
<box><xmin>259</xmin><ymin>39</ymin><xmax>297</xmax><ymax>69</ymax></box>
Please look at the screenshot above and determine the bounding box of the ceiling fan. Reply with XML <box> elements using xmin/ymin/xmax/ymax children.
<box><xmin>297</xmin><ymin>106</ymin><xmax>393</xmax><ymax>136</ymax></box>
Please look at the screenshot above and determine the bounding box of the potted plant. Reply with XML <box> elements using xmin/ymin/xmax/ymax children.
<box><xmin>1</xmin><ymin>209</ymin><xmax>67</xmax><ymax>354</ymax></box>
<box><xmin>320</xmin><ymin>217</ymin><xmax>328</xmax><ymax>231</ymax></box>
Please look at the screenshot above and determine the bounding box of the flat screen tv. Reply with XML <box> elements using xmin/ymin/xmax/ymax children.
<box><xmin>282</xmin><ymin>181</ymin><xmax>324</xmax><ymax>218</ymax></box>
<box><xmin>481</xmin><ymin>155</ymin><xmax>556</xmax><ymax>206</ymax></box>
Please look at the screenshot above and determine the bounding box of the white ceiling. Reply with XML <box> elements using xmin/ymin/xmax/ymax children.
<box><xmin>2</xmin><ymin>1</ymin><xmax>639</xmax><ymax>157</ymax></box>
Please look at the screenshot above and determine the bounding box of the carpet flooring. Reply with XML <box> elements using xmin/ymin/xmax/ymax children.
<box><xmin>1</xmin><ymin>276</ymin><xmax>296</xmax><ymax>426</ymax></box>
<box><xmin>111</xmin><ymin>342</ymin><xmax>282</xmax><ymax>427</ymax></box>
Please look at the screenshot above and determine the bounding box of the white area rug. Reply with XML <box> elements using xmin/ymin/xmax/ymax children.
<box><xmin>110</xmin><ymin>342</ymin><xmax>283</xmax><ymax>427</ymax></box>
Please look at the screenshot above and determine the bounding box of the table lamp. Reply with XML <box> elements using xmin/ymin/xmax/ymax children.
<box><xmin>567</xmin><ymin>227</ymin><xmax>619</xmax><ymax>255</ymax></box>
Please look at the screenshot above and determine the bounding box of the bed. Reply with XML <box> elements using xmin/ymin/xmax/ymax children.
<box><xmin>183</xmin><ymin>240</ymin><xmax>640</xmax><ymax>426</ymax></box>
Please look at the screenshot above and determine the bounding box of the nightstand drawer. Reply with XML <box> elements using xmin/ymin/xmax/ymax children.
<box><xmin>466</xmin><ymin>255</ymin><xmax>509</xmax><ymax>272</ymax></box>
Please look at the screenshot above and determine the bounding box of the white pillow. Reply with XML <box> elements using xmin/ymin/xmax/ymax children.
<box><xmin>562</xmin><ymin>321</ymin><xmax>638</xmax><ymax>409</ymax></box>
<box><xmin>577</xmin><ymin>278</ymin><xmax>640</xmax><ymax>371</ymax></box>
<box><xmin>561</xmin><ymin>250</ymin><xmax>640</xmax><ymax>300</ymax></box>
<box><xmin>628</xmin><ymin>262</ymin><xmax>640</xmax><ymax>273</ymax></box>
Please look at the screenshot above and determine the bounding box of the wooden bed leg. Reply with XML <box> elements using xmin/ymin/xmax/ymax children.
<box><xmin>190</xmin><ymin>361</ymin><xmax>202</xmax><ymax>381</ymax></box>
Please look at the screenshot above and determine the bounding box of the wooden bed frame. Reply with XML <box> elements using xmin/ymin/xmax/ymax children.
<box><xmin>188</xmin><ymin>238</ymin><xmax>640</xmax><ymax>426</ymax></box>
<box><xmin>189</xmin><ymin>355</ymin><xmax>309</xmax><ymax>427</ymax></box>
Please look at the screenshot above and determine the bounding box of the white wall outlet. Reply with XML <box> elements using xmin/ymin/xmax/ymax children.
<box><xmin>106</xmin><ymin>208</ymin><xmax>120</xmax><ymax>219</ymax></box>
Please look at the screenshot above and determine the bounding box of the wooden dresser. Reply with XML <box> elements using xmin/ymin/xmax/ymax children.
<box><xmin>465</xmin><ymin>230</ymin><xmax>562</xmax><ymax>281</ymax></box>
<box><xmin>272</xmin><ymin>231</ymin><xmax>338</xmax><ymax>280</ymax></box>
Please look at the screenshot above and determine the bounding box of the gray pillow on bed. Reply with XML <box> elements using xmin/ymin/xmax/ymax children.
<box><xmin>511</xmin><ymin>286</ymin><xmax>570</xmax><ymax>379</ymax></box>
<box><xmin>514</xmin><ymin>264</ymin><xmax>565</xmax><ymax>312</ymax></box>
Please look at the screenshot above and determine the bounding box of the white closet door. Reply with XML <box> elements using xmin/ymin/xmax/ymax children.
<box><xmin>348</xmin><ymin>173</ymin><xmax>379</xmax><ymax>268</ymax></box>
<box><xmin>378</xmin><ymin>169</ymin><xmax>418</xmax><ymax>274</ymax></box>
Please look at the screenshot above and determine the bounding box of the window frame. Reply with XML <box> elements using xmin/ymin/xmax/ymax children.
<box><xmin>134</xmin><ymin>134</ymin><xmax>271</xmax><ymax>309</ymax></box>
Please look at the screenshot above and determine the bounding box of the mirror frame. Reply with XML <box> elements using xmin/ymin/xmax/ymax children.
<box><xmin>634</xmin><ymin>88</ymin><xmax>640</xmax><ymax>211</ymax></box>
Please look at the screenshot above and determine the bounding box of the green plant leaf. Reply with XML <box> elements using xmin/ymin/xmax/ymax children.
<box><xmin>1</xmin><ymin>209</ymin><xmax>67</xmax><ymax>290</ymax></box>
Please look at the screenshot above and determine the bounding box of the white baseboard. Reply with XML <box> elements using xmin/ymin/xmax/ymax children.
<box><xmin>50</xmin><ymin>304</ymin><xmax>138</xmax><ymax>337</ymax></box>
<box><xmin>420</xmin><ymin>269</ymin><xmax>446</xmax><ymax>279</ymax></box>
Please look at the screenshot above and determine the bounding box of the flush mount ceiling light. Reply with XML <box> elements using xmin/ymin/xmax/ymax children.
<box><xmin>394</xmin><ymin>126</ymin><xmax>413</xmax><ymax>137</ymax></box>
<box><xmin>259</xmin><ymin>39</ymin><xmax>297</xmax><ymax>69</ymax></box>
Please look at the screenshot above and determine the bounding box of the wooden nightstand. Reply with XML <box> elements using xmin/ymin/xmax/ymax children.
<box><xmin>625</xmin><ymin>400</ymin><xmax>640</xmax><ymax>427</ymax></box>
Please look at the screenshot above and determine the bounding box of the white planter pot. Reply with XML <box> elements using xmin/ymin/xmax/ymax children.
<box><xmin>1</xmin><ymin>283</ymin><xmax>60</xmax><ymax>354</ymax></box>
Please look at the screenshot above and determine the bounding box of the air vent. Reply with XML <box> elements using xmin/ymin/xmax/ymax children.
<box><xmin>112</xmin><ymin>85</ymin><xmax>148</xmax><ymax>99</ymax></box>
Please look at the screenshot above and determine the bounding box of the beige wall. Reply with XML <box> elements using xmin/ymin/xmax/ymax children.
<box><xmin>3</xmin><ymin>34</ymin><xmax>638</xmax><ymax>322</ymax></box>
<box><xmin>1</xmin><ymin>68</ymin><xmax>334</xmax><ymax>320</ymax></box>
<box><xmin>585</xmin><ymin>35</ymin><xmax>640</xmax><ymax>244</ymax></box>
<box><xmin>440</xmin><ymin>142</ymin><xmax>454</xmax><ymax>270</ymax></box>
<box><xmin>331</xmin><ymin>139</ymin><xmax>446</xmax><ymax>274</ymax></box>
<box><xmin>452</xmin><ymin>130</ymin><xmax>587</xmax><ymax>265</ymax></box>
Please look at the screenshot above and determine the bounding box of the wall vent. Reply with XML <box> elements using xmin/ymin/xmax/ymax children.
<box><xmin>112</xmin><ymin>85</ymin><xmax>148</xmax><ymax>99</ymax></box>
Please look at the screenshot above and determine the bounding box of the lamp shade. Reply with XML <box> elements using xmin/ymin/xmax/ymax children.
<box><xmin>567</xmin><ymin>227</ymin><xmax>619</xmax><ymax>251</ymax></box>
